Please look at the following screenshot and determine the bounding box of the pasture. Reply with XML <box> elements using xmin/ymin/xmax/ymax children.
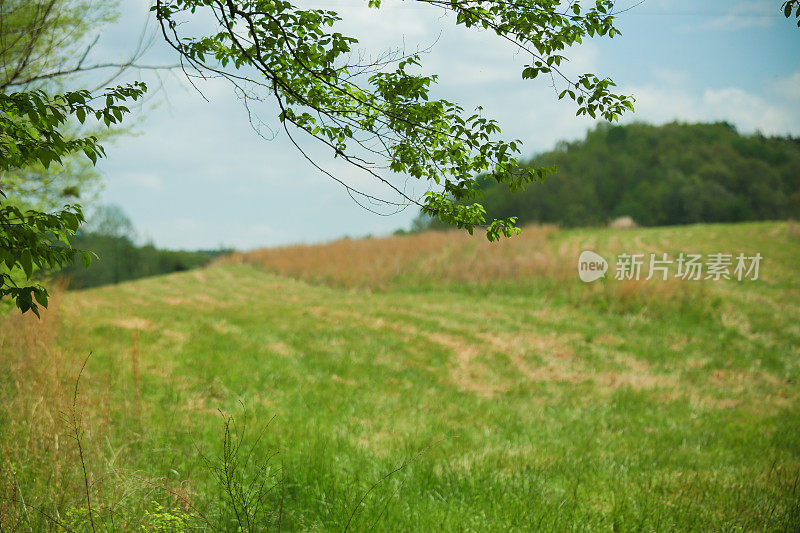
<box><xmin>2</xmin><ymin>221</ymin><xmax>799</xmax><ymax>530</ymax></box>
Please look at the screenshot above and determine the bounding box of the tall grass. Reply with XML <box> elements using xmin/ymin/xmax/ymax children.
<box><xmin>227</xmin><ymin>225</ymin><xmax>566</xmax><ymax>288</ymax></box>
<box><xmin>229</xmin><ymin>224</ymin><xmax>714</xmax><ymax>318</ymax></box>
<box><xmin>0</xmin><ymin>287</ymin><xmax>80</xmax><ymax>525</ymax></box>
<box><xmin>0</xmin><ymin>297</ymin><xmax>408</xmax><ymax>531</ymax></box>
<box><xmin>0</xmin><ymin>293</ymin><xmax>193</xmax><ymax>530</ymax></box>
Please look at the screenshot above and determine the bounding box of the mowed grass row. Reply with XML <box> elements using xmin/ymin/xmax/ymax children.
<box><xmin>3</xmin><ymin>221</ymin><xmax>800</xmax><ymax>530</ymax></box>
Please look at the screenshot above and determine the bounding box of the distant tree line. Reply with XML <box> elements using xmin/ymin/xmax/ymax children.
<box><xmin>417</xmin><ymin>122</ymin><xmax>800</xmax><ymax>230</ymax></box>
<box><xmin>59</xmin><ymin>206</ymin><xmax>230</xmax><ymax>289</ymax></box>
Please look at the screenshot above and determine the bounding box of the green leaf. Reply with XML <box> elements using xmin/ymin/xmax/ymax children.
<box><xmin>33</xmin><ymin>288</ymin><xmax>48</xmax><ymax>308</ymax></box>
<box><xmin>20</xmin><ymin>249</ymin><xmax>33</xmax><ymax>279</ymax></box>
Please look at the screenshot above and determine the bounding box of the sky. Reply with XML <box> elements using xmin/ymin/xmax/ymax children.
<box><xmin>82</xmin><ymin>0</ymin><xmax>800</xmax><ymax>250</ymax></box>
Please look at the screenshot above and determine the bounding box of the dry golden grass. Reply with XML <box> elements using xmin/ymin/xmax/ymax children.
<box><xmin>0</xmin><ymin>290</ymin><xmax>192</xmax><ymax>529</ymax></box>
<box><xmin>0</xmin><ymin>287</ymin><xmax>83</xmax><ymax>522</ymax></box>
<box><xmin>788</xmin><ymin>219</ymin><xmax>800</xmax><ymax>239</ymax></box>
<box><xmin>0</xmin><ymin>286</ymin><xmax>152</xmax><ymax>527</ymax></box>
<box><xmin>225</xmin><ymin>224</ymin><xmax>714</xmax><ymax>318</ymax></box>
<box><xmin>226</xmin><ymin>224</ymin><xmax>566</xmax><ymax>288</ymax></box>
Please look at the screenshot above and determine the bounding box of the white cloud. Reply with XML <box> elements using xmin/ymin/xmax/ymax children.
<box><xmin>119</xmin><ymin>172</ymin><xmax>165</xmax><ymax>192</ymax></box>
<box><xmin>622</xmin><ymin>71</ymin><xmax>800</xmax><ymax>135</ymax></box>
<box><xmin>702</xmin><ymin>87</ymin><xmax>790</xmax><ymax>133</ymax></box>
<box><xmin>702</xmin><ymin>0</ymin><xmax>777</xmax><ymax>30</ymax></box>
<box><xmin>773</xmin><ymin>71</ymin><xmax>800</xmax><ymax>103</ymax></box>
<box><xmin>650</xmin><ymin>68</ymin><xmax>692</xmax><ymax>86</ymax></box>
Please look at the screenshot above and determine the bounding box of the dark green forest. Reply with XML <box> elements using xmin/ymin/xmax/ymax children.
<box><xmin>421</xmin><ymin>122</ymin><xmax>800</xmax><ymax>229</ymax></box>
<box><xmin>59</xmin><ymin>234</ymin><xmax>224</xmax><ymax>289</ymax></box>
<box><xmin>57</xmin><ymin>206</ymin><xmax>228</xmax><ymax>289</ymax></box>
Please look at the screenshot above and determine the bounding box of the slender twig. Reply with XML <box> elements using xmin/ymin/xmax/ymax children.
<box><xmin>70</xmin><ymin>352</ymin><xmax>96</xmax><ymax>533</ymax></box>
<box><xmin>0</xmin><ymin>495</ymin><xmax>78</xmax><ymax>533</ymax></box>
<box><xmin>343</xmin><ymin>436</ymin><xmax>452</xmax><ymax>532</ymax></box>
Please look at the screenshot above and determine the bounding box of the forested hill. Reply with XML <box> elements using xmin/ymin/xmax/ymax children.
<box><xmin>432</xmin><ymin>122</ymin><xmax>800</xmax><ymax>228</ymax></box>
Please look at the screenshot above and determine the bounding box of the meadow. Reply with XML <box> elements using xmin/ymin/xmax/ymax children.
<box><xmin>1</xmin><ymin>221</ymin><xmax>799</xmax><ymax>530</ymax></box>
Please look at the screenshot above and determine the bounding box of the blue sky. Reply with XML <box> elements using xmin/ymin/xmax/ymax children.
<box><xmin>86</xmin><ymin>0</ymin><xmax>799</xmax><ymax>250</ymax></box>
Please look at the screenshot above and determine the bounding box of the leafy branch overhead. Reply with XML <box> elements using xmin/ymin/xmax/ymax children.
<box><xmin>0</xmin><ymin>82</ymin><xmax>147</xmax><ymax>315</ymax></box>
<box><xmin>153</xmin><ymin>0</ymin><xmax>633</xmax><ymax>241</ymax></box>
<box><xmin>0</xmin><ymin>84</ymin><xmax>147</xmax><ymax>171</ymax></box>
<box><xmin>783</xmin><ymin>0</ymin><xmax>800</xmax><ymax>26</ymax></box>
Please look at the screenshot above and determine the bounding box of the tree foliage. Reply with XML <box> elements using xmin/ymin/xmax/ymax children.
<box><xmin>0</xmin><ymin>0</ymin><xmax>167</xmax><ymax>210</ymax></box>
<box><xmin>422</xmin><ymin>122</ymin><xmax>800</xmax><ymax>229</ymax></box>
<box><xmin>153</xmin><ymin>0</ymin><xmax>633</xmax><ymax>241</ymax></box>
<box><xmin>783</xmin><ymin>0</ymin><xmax>800</xmax><ymax>27</ymax></box>
<box><xmin>0</xmin><ymin>0</ymin><xmax>119</xmax><ymax>91</ymax></box>
<box><xmin>0</xmin><ymin>82</ymin><xmax>146</xmax><ymax>315</ymax></box>
<box><xmin>0</xmin><ymin>0</ymin><xmax>164</xmax><ymax>315</ymax></box>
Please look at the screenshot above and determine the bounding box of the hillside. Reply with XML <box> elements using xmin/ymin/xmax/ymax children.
<box><xmin>422</xmin><ymin>122</ymin><xmax>800</xmax><ymax>229</ymax></box>
<box><xmin>2</xmin><ymin>222</ymin><xmax>799</xmax><ymax>529</ymax></box>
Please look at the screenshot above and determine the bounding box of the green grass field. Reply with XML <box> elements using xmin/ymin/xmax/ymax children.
<box><xmin>3</xmin><ymin>221</ymin><xmax>800</xmax><ymax>530</ymax></box>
